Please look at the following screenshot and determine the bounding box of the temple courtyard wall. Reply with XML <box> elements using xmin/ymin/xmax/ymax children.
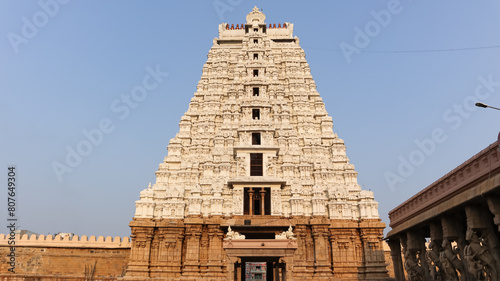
<box><xmin>0</xmin><ymin>234</ymin><xmax>130</xmax><ymax>280</ymax></box>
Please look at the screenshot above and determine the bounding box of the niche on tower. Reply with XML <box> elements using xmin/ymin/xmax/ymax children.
<box><xmin>243</xmin><ymin>187</ymin><xmax>271</xmax><ymax>215</ymax></box>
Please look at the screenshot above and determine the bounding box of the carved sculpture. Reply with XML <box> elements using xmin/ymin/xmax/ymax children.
<box><xmin>225</xmin><ymin>226</ymin><xmax>245</xmax><ymax>240</ymax></box>
<box><xmin>275</xmin><ymin>226</ymin><xmax>296</xmax><ymax>240</ymax></box>
<box><xmin>439</xmin><ymin>239</ymin><xmax>462</xmax><ymax>281</ymax></box>
<box><xmin>427</xmin><ymin>240</ymin><xmax>445</xmax><ymax>281</ymax></box>
<box><xmin>464</xmin><ymin>230</ymin><xmax>497</xmax><ymax>281</ymax></box>
<box><xmin>404</xmin><ymin>249</ymin><xmax>425</xmax><ymax>281</ymax></box>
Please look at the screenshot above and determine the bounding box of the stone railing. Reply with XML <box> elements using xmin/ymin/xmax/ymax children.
<box><xmin>0</xmin><ymin>234</ymin><xmax>131</xmax><ymax>248</ymax></box>
<box><xmin>388</xmin><ymin>141</ymin><xmax>500</xmax><ymax>229</ymax></box>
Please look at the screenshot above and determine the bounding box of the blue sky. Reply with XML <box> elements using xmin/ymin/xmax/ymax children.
<box><xmin>1</xmin><ymin>1</ymin><xmax>499</xmax><ymax>237</ymax></box>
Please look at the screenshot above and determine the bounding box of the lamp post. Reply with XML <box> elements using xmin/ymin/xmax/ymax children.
<box><xmin>476</xmin><ymin>102</ymin><xmax>500</xmax><ymax>149</ymax></box>
<box><xmin>475</xmin><ymin>102</ymin><xmax>500</xmax><ymax>111</ymax></box>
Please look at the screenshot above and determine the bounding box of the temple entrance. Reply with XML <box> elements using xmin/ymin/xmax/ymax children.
<box><xmin>234</xmin><ymin>257</ymin><xmax>286</xmax><ymax>281</ymax></box>
<box><xmin>223</xmin><ymin>234</ymin><xmax>297</xmax><ymax>281</ymax></box>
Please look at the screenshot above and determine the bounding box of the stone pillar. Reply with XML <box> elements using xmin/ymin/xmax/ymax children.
<box><xmin>125</xmin><ymin>220</ymin><xmax>155</xmax><ymax>278</ymax></box>
<box><xmin>465</xmin><ymin>204</ymin><xmax>500</xmax><ymax>281</ymax></box>
<box><xmin>292</xmin><ymin>224</ymin><xmax>312</xmax><ymax>278</ymax></box>
<box><xmin>182</xmin><ymin>223</ymin><xmax>203</xmax><ymax>277</ymax></box>
<box><xmin>406</xmin><ymin>229</ymin><xmax>430</xmax><ymax>280</ymax></box>
<box><xmin>150</xmin><ymin>225</ymin><xmax>184</xmax><ymax>278</ymax></box>
<box><xmin>199</xmin><ymin>225</ymin><xmax>209</xmax><ymax>275</ymax></box>
<box><xmin>249</xmin><ymin>188</ymin><xmax>254</xmax><ymax>215</ymax></box>
<box><xmin>260</xmin><ymin>188</ymin><xmax>266</xmax><ymax>215</ymax></box>
<box><xmin>387</xmin><ymin>238</ymin><xmax>405</xmax><ymax>281</ymax></box>
<box><xmin>359</xmin><ymin>220</ymin><xmax>390</xmax><ymax>280</ymax></box>
<box><xmin>206</xmin><ymin>224</ymin><xmax>224</xmax><ymax>277</ymax></box>
<box><xmin>487</xmin><ymin>196</ymin><xmax>500</xmax><ymax>232</ymax></box>
<box><xmin>281</xmin><ymin>256</ymin><xmax>294</xmax><ymax>281</ymax></box>
<box><xmin>428</xmin><ymin>221</ymin><xmax>446</xmax><ymax>281</ymax></box>
<box><xmin>228</xmin><ymin>257</ymin><xmax>239</xmax><ymax>281</ymax></box>
<box><xmin>329</xmin><ymin>226</ymin><xmax>359</xmax><ymax>280</ymax></box>
<box><xmin>441</xmin><ymin>215</ymin><xmax>467</xmax><ymax>280</ymax></box>
<box><xmin>311</xmin><ymin>221</ymin><xmax>334</xmax><ymax>279</ymax></box>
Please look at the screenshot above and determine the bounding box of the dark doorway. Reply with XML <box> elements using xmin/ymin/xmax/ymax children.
<box><xmin>238</xmin><ymin>257</ymin><xmax>284</xmax><ymax>281</ymax></box>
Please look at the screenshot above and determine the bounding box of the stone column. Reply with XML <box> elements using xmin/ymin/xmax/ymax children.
<box><xmin>207</xmin><ymin>224</ymin><xmax>224</xmax><ymax>277</ymax></box>
<box><xmin>387</xmin><ymin>238</ymin><xmax>405</xmax><ymax>281</ymax></box>
<box><xmin>311</xmin><ymin>222</ymin><xmax>334</xmax><ymax>279</ymax></box>
<box><xmin>487</xmin><ymin>196</ymin><xmax>500</xmax><ymax>232</ymax></box>
<box><xmin>441</xmin><ymin>215</ymin><xmax>467</xmax><ymax>281</ymax></box>
<box><xmin>465</xmin><ymin>204</ymin><xmax>500</xmax><ymax>281</ymax></box>
<box><xmin>151</xmin><ymin>226</ymin><xmax>184</xmax><ymax>278</ymax></box>
<box><xmin>199</xmin><ymin>225</ymin><xmax>209</xmax><ymax>275</ymax></box>
<box><xmin>291</xmin><ymin>224</ymin><xmax>311</xmax><ymax>278</ymax></box>
<box><xmin>249</xmin><ymin>188</ymin><xmax>254</xmax><ymax>215</ymax></box>
<box><xmin>260</xmin><ymin>188</ymin><xmax>266</xmax><ymax>215</ymax></box>
<box><xmin>228</xmin><ymin>257</ymin><xmax>239</xmax><ymax>281</ymax></box>
<box><xmin>182</xmin><ymin>224</ymin><xmax>203</xmax><ymax>277</ymax></box>
<box><xmin>359</xmin><ymin>220</ymin><xmax>390</xmax><ymax>280</ymax></box>
<box><xmin>125</xmin><ymin>220</ymin><xmax>155</xmax><ymax>278</ymax></box>
<box><xmin>406</xmin><ymin>229</ymin><xmax>430</xmax><ymax>281</ymax></box>
<box><xmin>428</xmin><ymin>221</ymin><xmax>446</xmax><ymax>281</ymax></box>
<box><xmin>329</xmin><ymin>226</ymin><xmax>359</xmax><ymax>280</ymax></box>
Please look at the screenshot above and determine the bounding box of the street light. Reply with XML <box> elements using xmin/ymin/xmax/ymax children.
<box><xmin>475</xmin><ymin>102</ymin><xmax>500</xmax><ymax>111</ymax></box>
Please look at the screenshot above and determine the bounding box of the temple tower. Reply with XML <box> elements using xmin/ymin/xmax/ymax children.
<box><xmin>124</xmin><ymin>7</ymin><xmax>390</xmax><ymax>281</ymax></box>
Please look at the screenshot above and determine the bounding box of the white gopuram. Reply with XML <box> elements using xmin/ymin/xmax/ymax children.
<box><xmin>126</xmin><ymin>7</ymin><xmax>389</xmax><ymax>281</ymax></box>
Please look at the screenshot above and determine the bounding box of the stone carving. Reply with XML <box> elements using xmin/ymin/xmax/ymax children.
<box><xmin>275</xmin><ymin>226</ymin><xmax>296</xmax><ymax>240</ymax></box>
<box><xmin>232</xmin><ymin>190</ymin><xmax>243</xmax><ymax>215</ymax></box>
<box><xmin>427</xmin><ymin>240</ymin><xmax>445</xmax><ymax>281</ymax></box>
<box><xmin>464</xmin><ymin>230</ymin><xmax>497</xmax><ymax>280</ymax></box>
<box><xmin>225</xmin><ymin>226</ymin><xmax>245</xmax><ymax>240</ymax></box>
<box><xmin>404</xmin><ymin>249</ymin><xmax>425</xmax><ymax>281</ymax></box>
<box><xmin>439</xmin><ymin>239</ymin><xmax>462</xmax><ymax>281</ymax></box>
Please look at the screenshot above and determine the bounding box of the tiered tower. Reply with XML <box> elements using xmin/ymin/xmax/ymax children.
<box><xmin>125</xmin><ymin>7</ymin><xmax>389</xmax><ymax>281</ymax></box>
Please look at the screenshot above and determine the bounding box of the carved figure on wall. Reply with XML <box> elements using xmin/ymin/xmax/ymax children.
<box><xmin>404</xmin><ymin>249</ymin><xmax>425</xmax><ymax>281</ymax></box>
<box><xmin>271</xmin><ymin>191</ymin><xmax>281</xmax><ymax>214</ymax></box>
<box><xmin>225</xmin><ymin>226</ymin><xmax>245</xmax><ymax>240</ymax></box>
<box><xmin>427</xmin><ymin>241</ymin><xmax>444</xmax><ymax>281</ymax></box>
<box><xmin>464</xmin><ymin>230</ymin><xmax>497</xmax><ymax>280</ymax></box>
<box><xmin>237</xmin><ymin>157</ymin><xmax>246</xmax><ymax>176</ymax></box>
<box><xmin>439</xmin><ymin>239</ymin><xmax>461</xmax><ymax>281</ymax></box>
<box><xmin>240</xmin><ymin>133</ymin><xmax>250</xmax><ymax>145</ymax></box>
<box><xmin>275</xmin><ymin>226</ymin><xmax>296</xmax><ymax>240</ymax></box>
<box><xmin>233</xmin><ymin>191</ymin><xmax>242</xmax><ymax>214</ymax></box>
<box><xmin>464</xmin><ymin>244</ymin><xmax>485</xmax><ymax>281</ymax></box>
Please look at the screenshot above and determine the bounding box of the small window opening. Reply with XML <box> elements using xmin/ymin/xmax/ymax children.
<box><xmin>253</xmin><ymin>87</ymin><xmax>259</xmax><ymax>96</ymax></box>
<box><xmin>254</xmin><ymin>53</ymin><xmax>258</xmax><ymax>60</ymax></box>
<box><xmin>254</xmin><ymin>28</ymin><xmax>258</xmax><ymax>32</ymax></box>
<box><xmin>253</xmin><ymin>69</ymin><xmax>258</xmax><ymax>77</ymax></box>
<box><xmin>252</xmin><ymin>109</ymin><xmax>260</xmax><ymax>120</ymax></box>
<box><xmin>252</xmin><ymin>133</ymin><xmax>261</xmax><ymax>145</ymax></box>
<box><xmin>253</xmin><ymin>39</ymin><xmax>258</xmax><ymax>44</ymax></box>
<box><xmin>250</xmin><ymin>154</ymin><xmax>263</xmax><ymax>176</ymax></box>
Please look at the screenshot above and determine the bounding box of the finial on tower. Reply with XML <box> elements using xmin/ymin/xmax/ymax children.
<box><xmin>246</xmin><ymin>6</ymin><xmax>265</xmax><ymax>25</ymax></box>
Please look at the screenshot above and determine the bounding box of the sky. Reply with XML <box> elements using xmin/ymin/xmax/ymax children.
<box><xmin>1</xmin><ymin>1</ymin><xmax>499</xmax><ymax>237</ymax></box>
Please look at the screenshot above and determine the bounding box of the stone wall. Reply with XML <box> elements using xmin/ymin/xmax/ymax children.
<box><xmin>0</xmin><ymin>234</ymin><xmax>130</xmax><ymax>279</ymax></box>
